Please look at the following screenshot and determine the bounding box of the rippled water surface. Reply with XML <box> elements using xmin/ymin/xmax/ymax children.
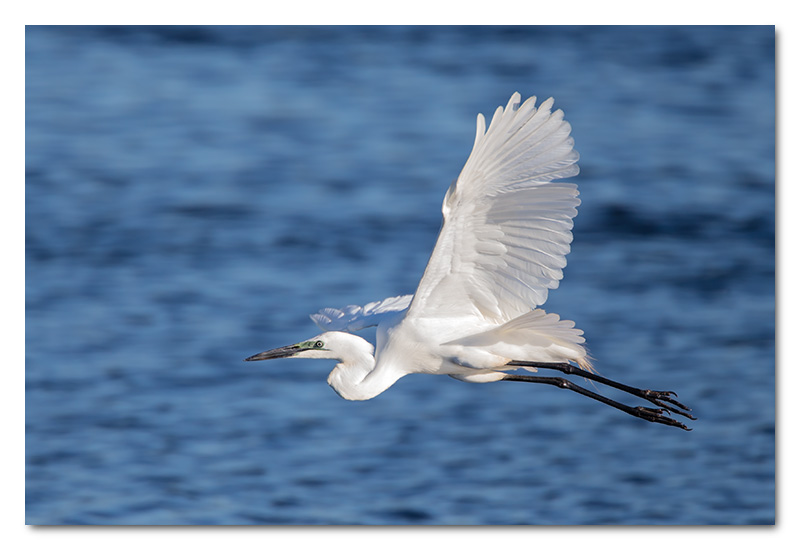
<box><xmin>26</xmin><ymin>26</ymin><xmax>775</xmax><ymax>525</ymax></box>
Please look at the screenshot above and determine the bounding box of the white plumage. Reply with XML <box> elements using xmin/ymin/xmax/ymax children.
<box><xmin>246</xmin><ymin>92</ymin><xmax>694</xmax><ymax>430</ymax></box>
<box><xmin>410</xmin><ymin>94</ymin><xmax>580</xmax><ymax>323</ymax></box>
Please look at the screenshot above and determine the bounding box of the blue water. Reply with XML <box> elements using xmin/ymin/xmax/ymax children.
<box><xmin>25</xmin><ymin>26</ymin><xmax>775</xmax><ymax>525</ymax></box>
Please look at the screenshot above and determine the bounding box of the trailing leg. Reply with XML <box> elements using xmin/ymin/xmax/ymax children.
<box><xmin>501</xmin><ymin>373</ymin><xmax>693</xmax><ymax>430</ymax></box>
<box><xmin>507</xmin><ymin>360</ymin><xmax>695</xmax><ymax>420</ymax></box>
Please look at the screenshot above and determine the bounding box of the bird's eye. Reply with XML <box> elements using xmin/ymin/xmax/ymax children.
<box><xmin>315</xmin><ymin>341</ymin><xmax>324</xmax><ymax>348</ymax></box>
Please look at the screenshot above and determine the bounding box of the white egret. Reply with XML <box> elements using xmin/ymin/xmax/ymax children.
<box><xmin>246</xmin><ymin>92</ymin><xmax>695</xmax><ymax>430</ymax></box>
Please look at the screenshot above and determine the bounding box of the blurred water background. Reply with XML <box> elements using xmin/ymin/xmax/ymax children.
<box><xmin>25</xmin><ymin>25</ymin><xmax>775</xmax><ymax>525</ymax></box>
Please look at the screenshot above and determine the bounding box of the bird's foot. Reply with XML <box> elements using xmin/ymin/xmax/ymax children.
<box><xmin>632</xmin><ymin>406</ymin><xmax>693</xmax><ymax>431</ymax></box>
<box><xmin>640</xmin><ymin>390</ymin><xmax>696</xmax><ymax>421</ymax></box>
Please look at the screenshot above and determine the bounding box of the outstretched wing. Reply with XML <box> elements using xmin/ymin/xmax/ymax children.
<box><xmin>407</xmin><ymin>92</ymin><xmax>580</xmax><ymax>323</ymax></box>
<box><xmin>311</xmin><ymin>295</ymin><xmax>413</xmax><ymax>332</ymax></box>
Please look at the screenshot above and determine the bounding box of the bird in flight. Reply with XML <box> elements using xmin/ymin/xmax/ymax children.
<box><xmin>246</xmin><ymin>92</ymin><xmax>695</xmax><ymax>430</ymax></box>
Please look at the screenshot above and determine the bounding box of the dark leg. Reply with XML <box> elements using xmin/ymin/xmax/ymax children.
<box><xmin>501</xmin><ymin>374</ymin><xmax>692</xmax><ymax>430</ymax></box>
<box><xmin>507</xmin><ymin>361</ymin><xmax>695</xmax><ymax>421</ymax></box>
<box><xmin>503</xmin><ymin>374</ymin><xmax>692</xmax><ymax>431</ymax></box>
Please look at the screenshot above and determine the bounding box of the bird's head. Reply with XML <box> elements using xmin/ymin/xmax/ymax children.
<box><xmin>244</xmin><ymin>331</ymin><xmax>374</xmax><ymax>363</ymax></box>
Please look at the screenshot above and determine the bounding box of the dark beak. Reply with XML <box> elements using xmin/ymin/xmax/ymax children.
<box><xmin>244</xmin><ymin>344</ymin><xmax>301</xmax><ymax>362</ymax></box>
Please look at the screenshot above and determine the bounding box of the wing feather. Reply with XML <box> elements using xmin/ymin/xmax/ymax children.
<box><xmin>311</xmin><ymin>295</ymin><xmax>413</xmax><ymax>332</ymax></box>
<box><xmin>407</xmin><ymin>93</ymin><xmax>580</xmax><ymax>322</ymax></box>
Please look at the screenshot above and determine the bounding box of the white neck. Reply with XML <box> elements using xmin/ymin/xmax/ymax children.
<box><xmin>324</xmin><ymin>333</ymin><xmax>404</xmax><ymax>400</ymax></box>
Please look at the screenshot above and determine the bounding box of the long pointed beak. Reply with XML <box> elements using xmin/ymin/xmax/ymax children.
<box><xmin>244</xmin><ymin>344</ymin><xmax>301</xmax><ymax>362</ymax></box>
